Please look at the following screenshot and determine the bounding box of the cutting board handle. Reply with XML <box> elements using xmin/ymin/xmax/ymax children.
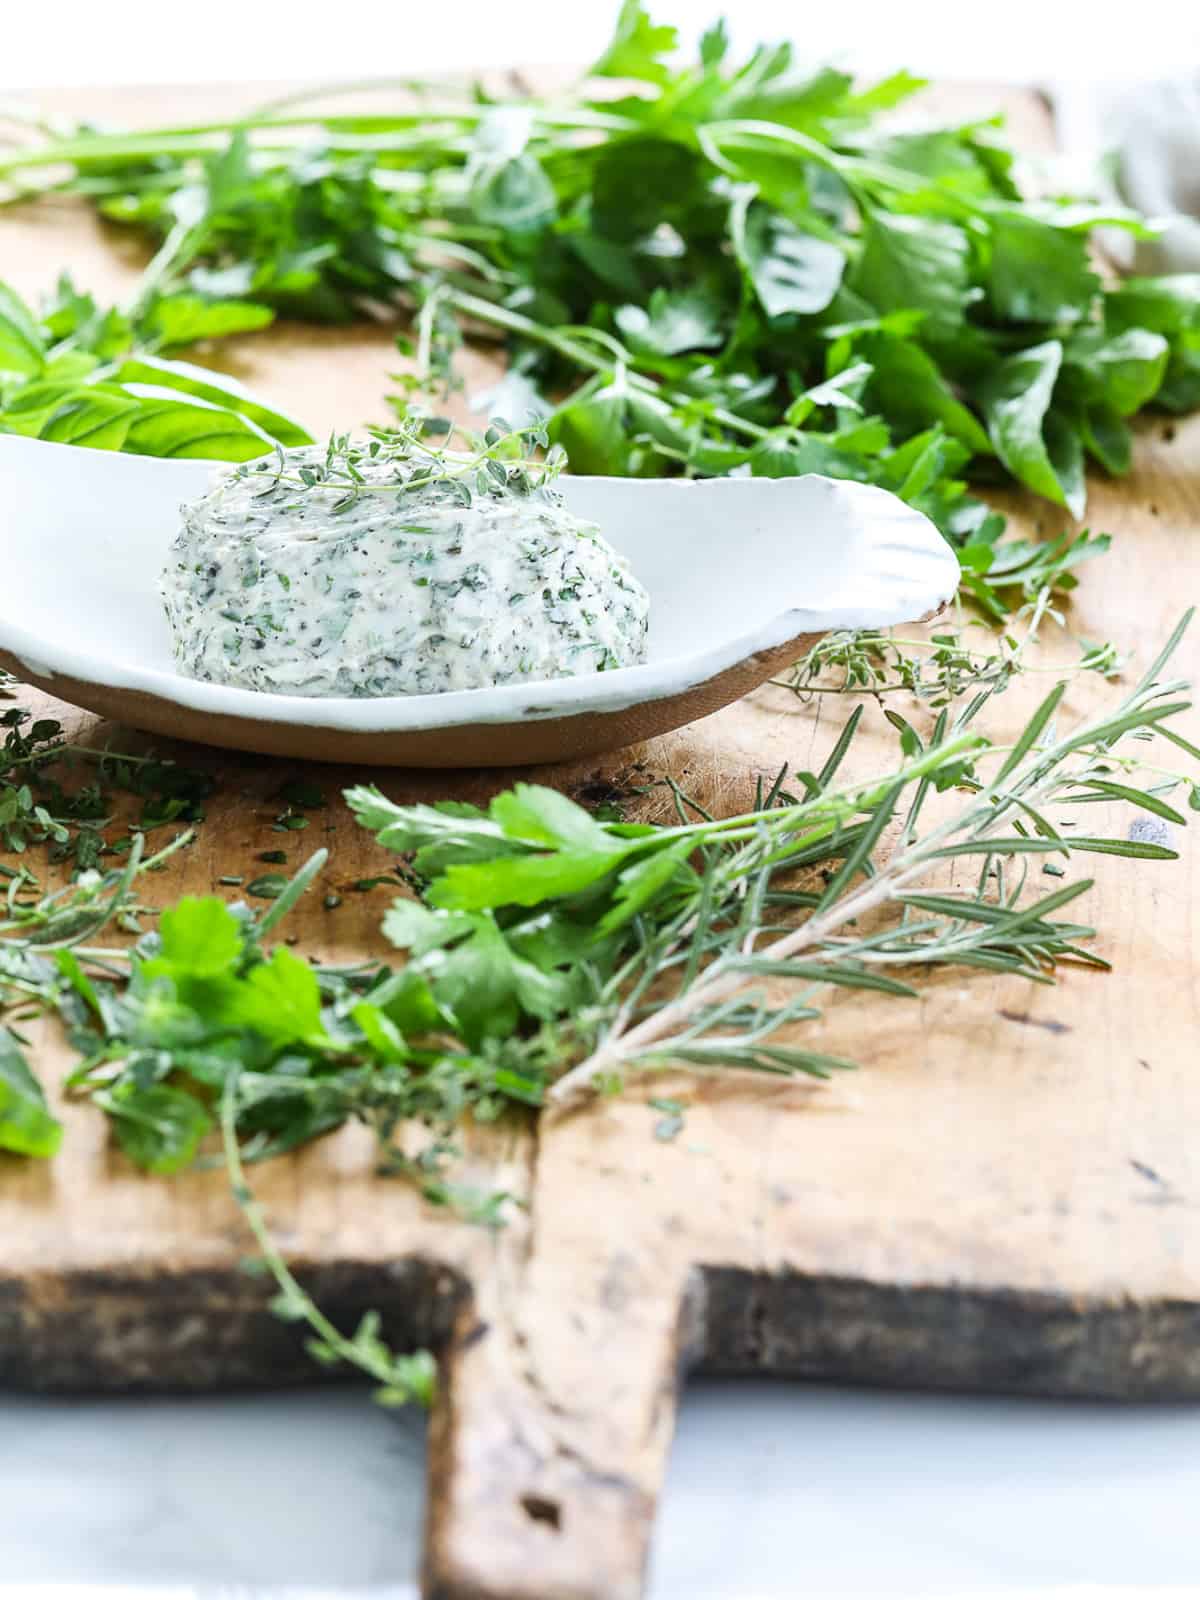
<box><xmin>423</xmin><ymin>1210</ymin><xmax>696</xmax><ymax>1600</ymax></box>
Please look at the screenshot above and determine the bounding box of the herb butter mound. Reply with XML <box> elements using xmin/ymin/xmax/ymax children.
<box><xmin>161</xmin><ymin>436</ymin><xmax>650</xmax><ymax>698</ymax></box>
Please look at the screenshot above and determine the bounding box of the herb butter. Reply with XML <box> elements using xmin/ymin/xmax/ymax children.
<box><xmin>161</xmin><ymin>441</ymin><xmax>650</xmax><ymax>697</ymax></box>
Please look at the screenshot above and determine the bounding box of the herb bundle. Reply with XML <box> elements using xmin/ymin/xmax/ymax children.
<box><xmin>4</xmin><ymin>3</ymin><xmax>1200</xmax><ymax>616</ymax></box>
<box><xmin>0</xmin><ymin>617</ymin><xmax>1196</xmax><ymax>1388</ymax></box>
<box><xmin>2</xmin><ymin>616</ymin><xmax>1194</xmax><ymax>1177</ymax></box>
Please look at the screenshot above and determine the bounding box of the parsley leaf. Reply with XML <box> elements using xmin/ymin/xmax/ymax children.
<box><xmin>0</xmin><ymin>1024</ymin><xmax>63</xmax><ymax>1158</ymax></box>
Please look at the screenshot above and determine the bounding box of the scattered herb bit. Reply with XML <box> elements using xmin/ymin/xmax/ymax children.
<box><xmin>1</xmin><ymin>700</ymin><xmax>214</xmax><ymax>870</ymax></box>
<box><xmin>648</xmin><ymin>1096</ymin><xmax>686</xmax><ymax>1142</ymax></box>
<box><xmin>273</xmin><ymin>813</ymin><xmax>309</xmax><ymax>832</ymax></box>
<box><xmin>245</xmin><ymin>873</ymin><xmax>289</xmax><ymax>899</ymax></box>
<box><xmin>257</xmin><ymin>850</ymin><xmax>288</xmax><ymax>864</ymax></box>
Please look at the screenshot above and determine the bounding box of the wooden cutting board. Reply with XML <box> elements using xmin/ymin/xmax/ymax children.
<box><xmin>3</xmin><ymin>82</ymin><xmax>1200</xmax><ymax>1600</ymax></box>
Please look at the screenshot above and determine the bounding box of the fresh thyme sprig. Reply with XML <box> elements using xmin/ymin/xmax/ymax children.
<box><xmin>237</xmin><ymin>410</ymin><xmax>566</xmax><ymax>513</ymax></box>
<box><xmin>220</xmin><ymin>1076</ymin><xmax>437</xmax><ymax>1407</ymax></box>
<box><xmin>783</xmin><ymin>587</ymin><xmax>1121</xmax><ymax>707</ymax></box>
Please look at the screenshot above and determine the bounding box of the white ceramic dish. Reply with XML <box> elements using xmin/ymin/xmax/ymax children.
<box><xmin>0</xmin><ymin>434</ymin><xmax>959</xmax><ymax>767</ymax></box>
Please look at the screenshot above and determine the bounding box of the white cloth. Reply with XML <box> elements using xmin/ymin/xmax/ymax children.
<box><xmin>1055</xmin><ymin>76</ymin><xmax>1200</xmax><ymax>274</ymax></box>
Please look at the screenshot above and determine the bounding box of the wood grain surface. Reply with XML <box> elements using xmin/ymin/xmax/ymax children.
<box><xmin>2</xmin><ymin>81</ymin><xmax>1199</xmax><ymax>1600</ymax></box>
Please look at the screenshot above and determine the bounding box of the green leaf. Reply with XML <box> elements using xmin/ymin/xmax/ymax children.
<box><xmin>1068</xmin><ymin>780</ymin><xmax>1186</xmax><ymax>825</ymax></box>
<box><xmin>851</xmin><ymin>213</ymin><xmax>971</xmax><ymax>343</ymax></box>
<box><xmin>984</xmin><ymin>212</ymin><xmax>1098</xmax><ymax>324</ymax></box>
<box><xmin>978</xmin><ymin>341</ymin><xmax>1085</xmax><ymax>517</ymax></box>
<box><xmin>857</xmin><ymin>334</ymin><xmax>991</xmax><ymax>454</ymax></box>
<box><xmin>113</xmin><ymin>355</ymin><xmax>311</xmax><ymax>446</ymax></box>
<box><xmin>698</xmin><ymin>18</ymin><xmax>728</xmax><ymax>67</ymax></box>
<box><xmin>0</xmin><ymin>281</ymin><xmax>46</xmax><ymax>378</ymax></box>
<box><xmin>226</xmin><ymin>947</ymin><xmax>326</xmax><ymax>1045</ymax></box>
<box><xmin>590</xmin><ymin>137</ymin><xmax>704</xmax><ymax>243</ymax></box>
<box><xmin>350</xmin><ymin>1001</ymin><xmax>408</xmax><ymax>1063</ymax></box>
<box><xmin>430</xmin><ymin>915</ymin><xmax>554</xmax><ymax>1044</ymax></box>
<box><xmin>54</xmin><ymin>949</ymin><xmax>103</xmax><ymax>1016</ymax></box>
<box><xmin>735</xmin><ymin>957</ymin><xmax>917</xmax><ymax>997</ymax></box>
<box><xmin>548</xmin><ymin>367</ymin><xmax>690</xmax><ymax>476</ymax></box>
<box><xmin>1104</xmin><ymin>274</ymin><xmax>1200</xmax><ymax>337</ymax></box>
<box><xmin>614</xmin><ymin>286</ymin><xmax>726</xmax><ymax>355</ymax></box>
<box><xmin>103</xmin><ymin>1084</ymin><xmax>212</xmax><ymax>1175</ymax></box>
<box><xmin>118</xmin><ymin>397</ymin><xmax>277</xmax><ymax>461</ymax></box>
<box><xmin>1064</xmin><ymin>836</ymin><xmax>1179</xmax><ymax>860</ymax></box>
<box><xmin>997</xmin><ymin>680</ymin><xmax>1065</xmax><ymax>779</ymax></box>
<box><xmin>151</xmin><ymin>896</ymin><xmax>244</xmax><ymax>978</ymax></box>
<box><xmin>368</xmin><ymin>966</ymin><xmax>446</xmax><ymax>1034</ymax></box>
<box><xmin>1063</xmin><ymin>328</ymin><xmax>1169</xmax><ymax>417</ymax></box>
<box><xmin>34</xmin><ymin>387</ymin><xmax>141</xmax><ymax>449</ymax></box>
<box><xmin>489</xmin><ymin>784</ymin><xmax>621</xmax><ymax>853</ymax></box>
<box><xmin>0</xmin><ymin>1025</ymin><xmax>63</xmax><ymax>1159</ymax></box>
<box><xmin>381</xmin><ymin>897</ymin><xmax>478</xmax><ymax>955</ymax></box>
<box><xmin>467</xmin><ymin>111</ymin><xmax>557</xmax><ymax>233</ymax></box>
<box><xmin>146</xmin><ymin>295</ymin><xmax>275</xmax><ymax>347</ymax></box>
<box><xmin>1079</xmin><ymin>402</ymin><xmax>1132</xmax><ymax>475</ymax></box>
<box><xmin>817</xmin><ymin>784</ymin><xmax>900</xmax><ymax>910</ymax></box>
<box><xmin>731</xmin><ymin>195</ymin><xmax>844</xmax><ymax>319</ymax></box>
<box><xmin>430</xmin><ymin>849</ymin><xmax>626</xmax><ymax>912</ymax></box>
<box><xmin>595</xmin><ymin>838</ymin><xmax>696</xmax><ymax>937</ymax></box>
<box><xmin>590</xmin><ymin>0</ymin><xmax>679</xmax><ymax>85</ymax></box>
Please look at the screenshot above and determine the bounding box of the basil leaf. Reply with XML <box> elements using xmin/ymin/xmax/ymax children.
<box><xmin>119</xmin><ymin>398</ymin><xmax>275</xmax><ymax>460</ymax></box>
<box><xmin>858</xmin><ymin>334</ymin><xmax>991</xmax><ymax>454</ymax></box>
<box><xmin>146</xmin><ymin>295</ymin><xmax>275</xmax><ymax>347</ymax></box>
<box><xmin>114</xmin><ymin>355</ymin><xmax>311</xmax><ymax>446</ymax></box>
<box><xmin>1063</xmin><ymin>328</ymin><xmax>1170</xmax><ymax>417</ymax></box>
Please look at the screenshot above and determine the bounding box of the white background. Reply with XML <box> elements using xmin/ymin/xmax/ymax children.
<box><xmin>2</xmin><ymin>0</ymin><xmax>1199</xmax><ymax>89</ymax></box>
<box><xmin>4</xmin><ymin>4</ymin><xmax>1200</xmax><ymax>1597</ymax></box>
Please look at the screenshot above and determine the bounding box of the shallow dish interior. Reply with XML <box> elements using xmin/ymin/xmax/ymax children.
<box><xmin>0</xmin><ymin>434</ymin><xmax>959</xmax><ymax>759</ymax></box>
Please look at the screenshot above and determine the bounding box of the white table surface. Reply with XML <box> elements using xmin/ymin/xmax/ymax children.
<box><xmin>3</xmin><ymin>1379</ymin><xmax>1200</xmax><ymax>1597</ymax></box>
<box><xmin>5</xmin><ymin>5</ymin><xmax>1200</xmax><ymax>1596</ymax></box>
